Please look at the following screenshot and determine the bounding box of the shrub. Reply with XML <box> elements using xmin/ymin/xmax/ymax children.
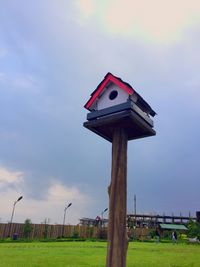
<box><xmin>23</xmin><ymin>218</ymin><xmax>33</xmax><ymax>239</ymax></box>
<box><xmin>187</xmin><ymin>219</ymin><xmax>200</xmax><ymax>239</ymax></box>
<box><xmin>71</xmin><ymin>231</ymin><xmax>79</xmax><ymax>238</ymax></box>
<box><xmin>149</xmin><ymin>230</ymin><xmax>156</xmax><ymax>238</ymax></box>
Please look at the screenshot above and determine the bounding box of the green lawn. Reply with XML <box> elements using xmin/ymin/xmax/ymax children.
<box><xmin>0</xmin><ymin>241</ymin><xmax>199</xmax><ymax>267</ymax></box>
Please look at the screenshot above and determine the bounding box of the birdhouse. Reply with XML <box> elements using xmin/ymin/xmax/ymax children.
<box><xmin>84</xmin><ymin>73</ymin><xmax>156</xmax><ymax>142</ymax></box>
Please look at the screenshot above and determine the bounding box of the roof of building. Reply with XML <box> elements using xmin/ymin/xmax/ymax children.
<box><xmin>84</xmin><ymin>72</ymin><xmax>156</xmax><ymax>116</ymax></box>
<box><xmin>159</xmin><ymin>224</ymin><xmax>188</xmax><ymax>230</ymax></box>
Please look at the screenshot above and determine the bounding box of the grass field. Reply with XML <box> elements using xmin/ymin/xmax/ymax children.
<box><xmin>0</xmin><ymin>241</ymin><xmax>199</xmax><ymax>267</ymax></box>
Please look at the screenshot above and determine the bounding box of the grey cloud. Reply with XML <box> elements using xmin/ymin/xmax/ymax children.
<box><xmin>0</xmin><ymin>1</ymin><xmax>200</xmax><ymax>220</ymax></box>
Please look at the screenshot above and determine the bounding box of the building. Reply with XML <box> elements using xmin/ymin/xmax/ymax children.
<box><xmin>80</xmin><ymin>212</ymin><xmax>198</xmax><ymax>229</ymax></box>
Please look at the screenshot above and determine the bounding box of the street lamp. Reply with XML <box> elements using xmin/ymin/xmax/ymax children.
<box><xmin>62</xmin><ymin>203</ymin><xmax>72</xmax><ymax>237</ymax></box>
<box><xmin>101</xmin><ymin>208</ymin><xmax>108</xmax><ymax>219</ymax></box>
<box><xmin>101</xmin><ymin>208</ymin><xmax>108</xmax><ymax>227</ymax></box>
<box><xmin>9</xmin><ymin>196</ymin><xmax>23</xmax><ymax>237</ymax></box>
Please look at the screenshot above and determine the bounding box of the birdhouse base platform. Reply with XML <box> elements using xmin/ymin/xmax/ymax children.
<box><xmin>83</xmin><ymin>109</ymin><xmax>156</xmax><ymax>142</ymax></box>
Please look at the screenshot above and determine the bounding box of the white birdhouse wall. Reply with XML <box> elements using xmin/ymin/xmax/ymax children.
<box><xmin>97</xmin><ymin>84</ymin><xmax>129</xmax><ymax>111</ymax></box>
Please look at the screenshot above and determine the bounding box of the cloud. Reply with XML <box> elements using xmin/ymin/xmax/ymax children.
<box><xmin>23</xmin><ymin>181</ymin><xmax>91</xmax><ymax>224</ymax></box>
<box><xmin>0</xmin><ymin>175</ymin><xmax>91</xmax><ymax>224</ymax></box>
<box><xmin>77</xmin><ymin>0</ymin><xmax>200</xmax><ymax>43</ymax></box>
<box><xmin>0</xmin><ymin>0</ymin><xmax>200</xmax><ymax>222</ymax></box>
<box><xmin>0</xmin><ymin>167</ymin><xmax>23</xmax><ymax>187</ymax></box>
<box><xmin>12</xmin><ymin>75</ymin><xmax>39</xmax><ymax>92</ymax></box>
<box><xmin>47</xmin><ymin>181</ymin><xmax>89</xmax><ymax>204</ymax></box>
<box><xmin>78</xmin><ymin>0</ymin><xmax>95</xmax><ymax>18</ymax></box>
<box><xmin>0</xmin><ymin>72</ymin><xmax>41</xmax><ymax>96</ymax></box>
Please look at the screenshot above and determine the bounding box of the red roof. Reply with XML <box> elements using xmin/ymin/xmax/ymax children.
<box><xmin>84</xmin><ymin>72</ymin><xmax>134</xmax><ymax>110</ymax></box>
<box><xmin>84</xmin><ymin>72</ymin><xmax>156</xmax><ymax>117</ymax></box>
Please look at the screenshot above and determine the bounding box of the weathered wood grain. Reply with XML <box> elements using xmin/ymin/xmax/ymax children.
<box><xmin>106</xmin><ymin>128</ymin><xmax>128</xmax><ymax>267</ymax></box>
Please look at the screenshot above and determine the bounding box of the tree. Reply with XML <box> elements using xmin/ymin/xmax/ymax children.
<box><xmin>23</xmin><ymin>218</ymin><xmax>33</xmax><ymax>239</ymax></box>
<box><xmin>42</xmin><ymin>218</ymin><xmax>50</xmax><ymax>239</ymax></box>
<box><xmin>187</xmin><ymin>219</ymin><xmax>200</xmax><ymax>239</ymax></box>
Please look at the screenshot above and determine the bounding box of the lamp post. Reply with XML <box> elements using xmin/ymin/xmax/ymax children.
<box><xmin>9</xmin><ymin>196</ymin><xmax>23</xmax><ymax>237</ymax></box>
<box><xmin>62</xmin><ymin>203</ymin><xmax>72</xmax><ymax>237</ymax></box>
<box><xmin>101</xmin><ymin>208</ymin><xmax>108</xmax><ymax>219</ymax></box>
<box><xmin>101</xmin><ymin>208</ymin><xmax>108</xmax><ymax>227</ymax></box>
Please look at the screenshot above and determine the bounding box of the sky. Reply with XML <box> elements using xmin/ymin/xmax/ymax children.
<box><xmin>0</xmin><ymin>0</ymin><xmax>200</xmax><ymax>225</ymax></box>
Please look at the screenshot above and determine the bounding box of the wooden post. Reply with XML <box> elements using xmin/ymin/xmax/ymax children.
<box><xmin>106</xmin><ymin>128</ymin><xmax>128</xmax><ymax>267</ymax></box>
